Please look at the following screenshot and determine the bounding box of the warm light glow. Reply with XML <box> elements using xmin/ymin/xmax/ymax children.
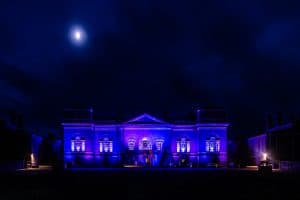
<box><xmin>263</xmin><ymin>153</ymin><xmax>267</xmax><ymax>160</ymax></box>
<box><xmin>31</xmin><ymin>153</ymin><xmax>35</xmax><ymax>164</ymax></box>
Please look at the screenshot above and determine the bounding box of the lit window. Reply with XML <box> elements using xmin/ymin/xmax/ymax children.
<box><xmin>205</xmin><ymin>140</ymin><xmax>209</xmax><ymax>152</ymax></box>
<box><xmin>206</xmin><ymin>137</ymin><xmax>220</xmax><ymax>153</ymax></box>
<box><xmin>128</xmin><ymin>138</ymin><xmax>136</xmax><ymax>150</ymax></box>
<box><xmin>71</xmin><ymin>136</ymin><xmax>85</xmax><ymax>152</ymax></box>
<box><xmin>209</xmin><ymin>142</ymin><xmax>214</xmax><ymax>152</ymax></box>
<box><xmin>216</xmin><ymin>140</ymin><xmax>220</xmax><ymax>152</ymax></box>
<box><xmin>99</xmin><ymin>138</ymin><xmax>113</xmax><ymax>153</ymax></box>
<box><xmin>176</xmin><ymin>138</ymin><xmax>190</xmax><ymax>153</ymax></box>
<box><xmin>181</xmin><ymin>141</ymin><xmax>186</xmax><ymax>152</ymax></box>
<box><xmin>99</xmin><ymin>142</ymin><xmax>103</xmax><ymax>152</ymax></box>
<box><xmin>108</xmin><ymin>141</ymin><xmax>113</xmax><ymax>152</ymax></box>
<box><xmin>82</xmin><ymin>142</ymin><xmax>85</xmax><ymax>151</ymax></box>
<box><xmin>187</xmin><ymin>140</ymin><xmax>190</xmax><ymax>153</ymax></box>
<box><xmin>155</xmin><ymin>139</ymin><xmax>164</xmax><ymax>151</ymax></box>
<box><xmin>176</xmin><ymin>141</ymin><xmax>180</xmax><ymax>153</ymax></box>
<box><xmin>139</xmin><ymin>138</ymin><xmax>152</xmax><ymax>150</ymax></box>
<box><xmin>71</xmin><ymin>141</ymin><xmax>75</xmax><ymax>152</ymax></box>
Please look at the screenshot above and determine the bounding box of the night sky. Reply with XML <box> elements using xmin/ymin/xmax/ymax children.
<box><xmin>1</xmin><ymin>0</ymin><xmax>300</xmax><ymax>137</ymax></box>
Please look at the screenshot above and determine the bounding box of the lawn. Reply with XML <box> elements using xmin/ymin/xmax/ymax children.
<box><xmin>0</xmin><ymin>169</ymin><xmax>299</xmax><ymax>200</ymax></box>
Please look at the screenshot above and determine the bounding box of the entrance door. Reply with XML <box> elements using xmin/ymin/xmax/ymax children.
<box><xmin>140</xmin><ymin>150</ymin><xmax>153</xmax><ymax>167</ymax></box>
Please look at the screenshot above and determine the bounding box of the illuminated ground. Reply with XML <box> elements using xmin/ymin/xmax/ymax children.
<box><xmin>0</xmin><ymin>168</ymin><xmax>299</xmax><ymax>200</ymax></box>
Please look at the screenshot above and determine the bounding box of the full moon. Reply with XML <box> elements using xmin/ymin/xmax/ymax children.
<box><xmin>74</xmin><ymin>31</ymin><xmax>81</xmax><ymax>41</ymax></box>
<box><xmin>69</xmin><ymin>25</ymin><xmax>86</xmax><ymax>45</ymax></box>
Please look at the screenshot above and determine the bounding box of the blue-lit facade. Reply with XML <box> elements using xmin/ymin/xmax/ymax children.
<box><xmin>63</xmin><ymin>112</ymin><xmax>229</xmax><ymax>168</ymax></box>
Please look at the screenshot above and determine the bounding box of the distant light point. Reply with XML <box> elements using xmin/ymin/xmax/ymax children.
<box><xmin>69</xmin><ymin>25</ymin><xmax>86</xmax><ymax>45</ymax></box>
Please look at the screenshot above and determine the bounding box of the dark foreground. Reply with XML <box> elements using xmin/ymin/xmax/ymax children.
<box><xmin>1</xmin><ymin>169</ymin><xmax>300</xmax><ymax>200</ymax></box>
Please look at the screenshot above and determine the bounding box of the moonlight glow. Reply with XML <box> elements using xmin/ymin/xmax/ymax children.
<box><xmin>74</xmin><ymin>31</ymin><xmax>81</xmax><ymax>41</ymax></box>
<box><xmin>69</xmin><ymin>25</ymin><xmax>86</xmax><ymax>45</ymax></box>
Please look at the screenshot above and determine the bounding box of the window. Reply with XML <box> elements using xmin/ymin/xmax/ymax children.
<box><xmin>186</xmin><ymin>140</ymin><xmax>191</xmax><ymax>152</ymax></box>
<box><xmin>99</xmin><ymin>138</ymin><xmax>113</xmax><ymax>153</ymax></box>
<box><xmin>128</xmin><ymin>138</ymin><xmax>136</xmax><ymax>150</ymax></box>
<box><xmin>176</xmin><ymin>141</ymin><xmax>180</xmax><ymax>153</ymax></box>
<box><xmin>71</xmin><ymin>136</ymin><xmax>85</xmax><ymax>152</ymax></box>
<box><xmin>139</xmin><ymin>138</ymin><xmax>152</xmax><ymax>150</ymax></box>
<box><xmin>155</xmin><ymin>139</ymin><xmax>164</xmax><ymax>151</ymax></box>
<box><xmin>206</xmin><ymin>137</ymin><xmax>220</xmax><ymax>153</ymax></box>
<box><xmin>176</xmin><ymin>138</ymin><xmax>190</xmax><ymax>153</ymax></box>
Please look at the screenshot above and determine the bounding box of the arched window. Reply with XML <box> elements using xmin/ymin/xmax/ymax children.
<box><xmin>155</xmin><ymin>139</ymin><xmax>164</xmax><ymax>151</ymax></box>
<box><xmin>176</xmin><ymin>138</ymin><xmax>190</xmax><ymax>153</ymax></box>
<box><xmin>128</xmin><ymin>138</ymin><xmax>136</xmax><ymax>150</ymax></box>
<box><xmin>205</xmin><ymin>137</ymin><xmax>220</xmax><ymax>152</ymax></box>
<box><xmin>71</xmin><ymin>136</ymin><xmax>85</xmax><ymax>152</ymax></box>
<box><xmin>139</xmin><ymin>137</ymin><xmax>152</xmax><ymax>150</ymax></box>
<box><xmin>99</xmin><ymin>138</ymin><xmax>113</xmax><ymax>153</ymax></box>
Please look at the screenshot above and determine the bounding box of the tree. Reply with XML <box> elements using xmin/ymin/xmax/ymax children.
<box><xmin>39</xmin><ymin>132</ymin><xmax>56</xmax><ymax>165</ymax></box>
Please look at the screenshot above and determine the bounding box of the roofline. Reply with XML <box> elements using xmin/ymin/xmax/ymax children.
<box><xmin>266</xmin><ymin>122</ymin><xmax>293</xmax><ymax>132</ymax></box>
<box><xmin>62</xmin><ymin>122</ymin><xmax>229</xmax><ymax>128</ymax></box>
<box><xmin>196</xmin><ymin>123</ymin><xmax>230</xmax><ymax>127</ymax></box>
<box><xmin>62</xmin><ymin>122</ymin><xmax>93</xmax><ymax>126</ymax></box>
<box><xmin>125</xmin><ymin>113</ymin><xmax>168</xmax><ymax>124</ymax></box>
<box><xmin>248</xmin><ymin>134</ymin><xmax>267</xmax><ymax>141</ymax></box>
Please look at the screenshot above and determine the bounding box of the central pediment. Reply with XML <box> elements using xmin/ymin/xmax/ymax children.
<box><xmin>125</xmin><ymin>113</ymin><xmax>168</xmax><ymax>124</ymax></box>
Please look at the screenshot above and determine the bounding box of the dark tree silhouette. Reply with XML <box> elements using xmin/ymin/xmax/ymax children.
<box><xmin>39</xmin><ymin>132</ymin><xmax>56</xmax><ymax>165</ymax></box>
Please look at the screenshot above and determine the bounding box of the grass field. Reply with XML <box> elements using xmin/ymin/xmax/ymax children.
<box><xmin>0</xmin><ymin>168</ymin><xmax>299</xmax><ymax>200</ymax></box>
